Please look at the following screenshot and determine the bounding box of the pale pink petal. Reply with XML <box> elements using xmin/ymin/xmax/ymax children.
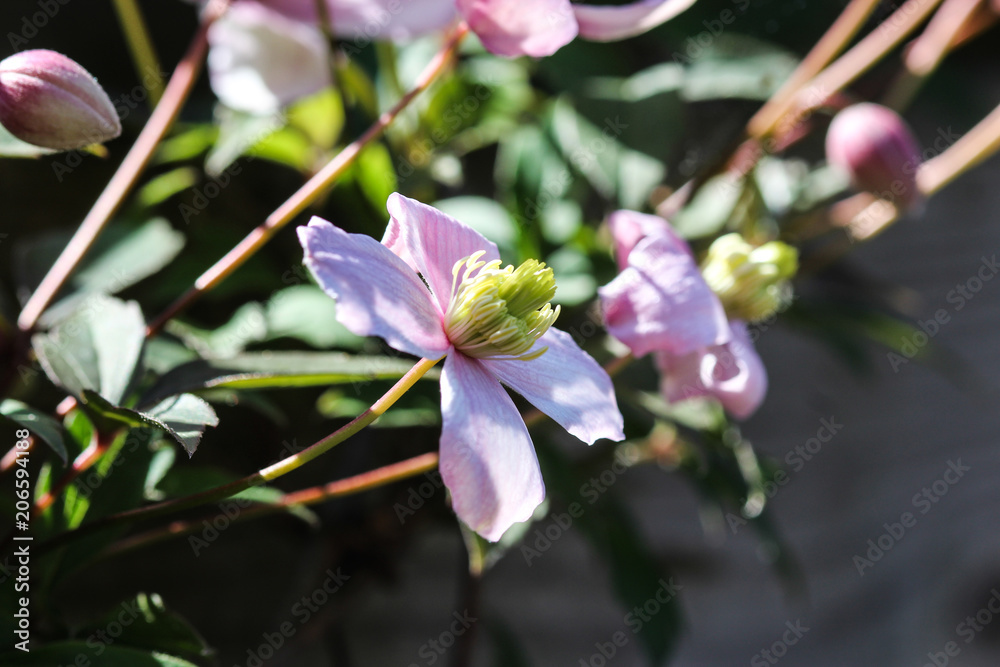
<box><xmin>482</xmin><ymin>328</ymin><xmax>624</xmax><ymax>444</ymax></box>
<box><xmin>298</xmin><ymin>217</ymin><xmax>450</xmax><ymax>359</ymax></box>
<box><xmin>574</xmin><ymin>0</ymin><xmax>699</xmax><ymax>42</ymax></box>
<box><xmin>440</xmin><ymin>353</ymin><xmax>546</xmax><ymax>541</ymax></box>
<box><xmin>657</xmin><ymin>321</ymin><xmax>768</xmax><ymax>419</ymax></box>
<box><xmin>208</xmin><ymin>1</ymin><xmax>330</xmax><ymax>113</ymax></box>
<box><xmin>457</xmin><ymin>0</ymin><xmax>578</xmax><ymax>57</ymax></box>
<box><xmin>383</xmin><ymin>193</ymin><xmax>500</xmax><ymax>313</ymax></box>
<box><xmin>599</xmin><ymin>235</ymin><xmax>729</xmax><ymax>357</ymax></box>
<box><xmin>255</xmin><ymin>0</ymin><xmax>458</xmax><ymax>42</ymax></box>
<box><xmin>607</xmin><ymin>209</ymin><xmax>688</xmax><ymax>271</ymax></box>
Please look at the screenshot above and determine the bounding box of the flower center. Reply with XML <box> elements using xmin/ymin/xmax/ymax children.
<box><xmin>443</xmin><ymin>251</ymin><xmax>561</xmax><ymax>361</ymax></box>
<box><xmin>700</xmin><ymin>233</ymin><xmax>798</xmax><ymax>322</ymax></box>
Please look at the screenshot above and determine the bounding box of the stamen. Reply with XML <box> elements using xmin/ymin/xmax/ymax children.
<box><xmin>444</xmin><ymin>254</ymin><xmax>560</xmax><ymax>361</ymax></box>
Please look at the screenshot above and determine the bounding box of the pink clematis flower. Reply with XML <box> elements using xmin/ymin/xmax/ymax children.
<box><xmin>298</xmin><ymin>193</ymin><xmax>624</xmax><ymax>540</ymax></box>
<box><xmin>207</xmin><ymin>1</ymin><xmax>332</xmax><ymax>112</ymax></box>
<box><xmin>598</xmin><ymin>210</ymin><xmax>767</xmax><ymax>419</ymax></box>
<box><xmin>207</xmin><ymin>0</ymin><xmax>698</xmax><ymax>110</ymax></box>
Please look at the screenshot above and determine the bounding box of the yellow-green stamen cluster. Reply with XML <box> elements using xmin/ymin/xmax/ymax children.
<box><xmin>700</xmin><ymin>233</ymin><xmax>799</xmax><ymax>322</ymax></box>
<box><xmin>444</xmin><ymin>251</ymin><xmax>560</xmax><ymax>361</ymax></box>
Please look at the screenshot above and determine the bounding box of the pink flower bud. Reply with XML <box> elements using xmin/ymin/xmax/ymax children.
<box><xmin>826</xmin><ymin>103</ymin><xmax>923</xmax><ymax>211</ymax></box>
<box><xmin>0</xmin><ymin>49</ymin><xmax>121</xmax><ymax>150</ymax></box>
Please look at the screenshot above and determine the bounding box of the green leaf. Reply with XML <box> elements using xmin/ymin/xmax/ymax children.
<box><xmin>80</xmin><ymin>391</ymin><xmax>218</xmax><ymax>457</ymax></box>
<box><xmin>144</xmin><ymin>394</ymin><xmax>220</xmax><ymax>457</ymax></box>
<box><xmin>547</xmin><ymin>98</ymin><xmax>664</xmax><ymax>208</ymax></box>
<box><xmin>434</xmin><ymin>197</ymin><xmax>519</xmax><ymax>259</ymax></box>
<box><xmin>316</xmin><ymin>390</ymin><xmax>440</xmax><ymax>428</ymax></box>
<box><xmin>670</xmin><ymin>174</ymin><xmax>744</xmax><ymax>240</ymax></box>
<box><xmin>137</xmin><ymin>168</ymin><xmax>200</xmax><ymax>207</ymax></box>
<box><xmin>80</xmin><ymin>592</ymin><xmax>212</xmax><ymax>660</ymax></box>
<box><xmin>0</xmin><ymin>400</ymin><xmax>68</xmax><ymax>463</ymax></box>
<box><xmin>72</xmin><ymin>219</ymin><xmax>185</xmax><ymax>294</ymax></box>
<box><xmin>141</xmin><ymin>352</ymin><xmax>435</xmax><ymax>407</ymax></box>
<box><xmin>353</xmin><ymin>142</ymin><xmax>398</xmax><ymax>214</ymax></box>
<box><xmin>167</xmin><ymin>303</ymin><xmax>268</xmax><ymax>358</ymax></box>
<box><xmin>546</xmin><ymin>247</ymin><xmax>597</xmax><ymax>307</ymax></box>
<box><xmin>32</xmin><ymin>296</ymin><xmax>146</xmax><ymax>405</ymax></box>
<box><xmin>167</xmin><ymin>286</ymin><xmax>363</xmax><ymax>357</ymax></box>
<box><xmin>0</xmin><ymin>642</ymin><xmax>199</xmax><ymax>666</ymax></box>
<box><xmin>265</xmin><ymin>285</ymin><xmax>364</xmax><ymax>349</ymax></box>
<box><xmin>154</xmin><ymin>124</ymin><xmax>218</xmax><ymax>164</ymax></box>
<box><xmin>206</xmin><ymin>106</ymin><xmax>284</xmax><ymax>177</ymax></box>
<box><xmin>26</xmin><ymin>220</ymin><xmax>184</xmax><ymax>327</ymax></box>
<box><xmin>681</xmin><ymin>35</ymin><xmax>798</xmax><ymax>102</ymax></box>
<box><xmin>287</xmin><ymin>88</ymin><xmax>344</xmax><ymax>149</ymax></box>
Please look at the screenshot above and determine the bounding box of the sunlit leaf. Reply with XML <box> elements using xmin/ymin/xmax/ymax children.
<box><xmin>32</xmin><ymin>296</ymin><xmax>146</xmax><ymax>405</ymax></box>
<box><xmin>0</xmin><ymin>399</ymin><xmax>68</xmax><ymax>463</ymax></box>
<box><xmin>141</xmin><ymin>352</ymin><xmax>436</xmax><ymax>407</ymax></box>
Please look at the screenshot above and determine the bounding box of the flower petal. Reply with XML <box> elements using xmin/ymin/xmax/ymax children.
<box><xmin>257</xmin><ymin>0</ymin><xmax>458</xmax><ymax>42</ymax></box>
<box><xmin>457</xmin><ymin>0</ymin><xmax>578</xmax><ymax>57</ymax></box>
<box><xmin>599</xmin><ymin>235</ymin><xmax>729</xmax><ymax>357</ymax></box>
<box><xmin>298</xmin><ymin>217</ymin><xmax>450</xmax><ymax>359</ymax></box>
<box><xmin>607</xmin><ymin>209</ymin><xmax>688</xmax><ymax>271</ymax></box>
<box><xmin>574</xmin><ymin>0</ymin><xmax>699</xmax><ymax>42</ymax></box>
<box><xmin>208</xmin><ymin>1</ymin><xmax>330</xmax><ymax>113</ymax></box>
<box><xmin>440</xmin><ymin>353</ymin><xmax>545</xmax><ymax>542</ymax></box>
<box><xmin>657</xmin><ymin>321</ymin><xmax>768</xmax><ymax>419</ymax></box>
<box><xmin>481</xmin><ymin>328</ymin><xmax>624</xmax><ymax>444</ymax></box>
<box><xmin>383</xmin><ymin>193</ymin><xmax>501</xmax><ymax>313</ymax></box>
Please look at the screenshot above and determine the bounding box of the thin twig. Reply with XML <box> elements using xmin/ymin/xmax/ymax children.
<box><xmin>748</xmin><ymin>0</ymin><xmax>882</xmax><ymax>139</ymax></box>
<box><xmin>111</xmin><ymin>0</ymin><xmax>166</xmax><ymax>105</ymax></box>
<box><xmin>101</xmin><ymin>452</ymin><xmax>440</xmax><ymax>558</ymax></box>
<box><xmin>146</xmin><ymin>22</ymin><xmax>470</xmax><ymax>337</ymax></box>
<box><xmin>882</xmin><ymin>0</ymin><xmax>984</xmax><ymax>110</ymax></box>
<box><xmin>16</xmin><ymin>0</ymin><xmax>232</xmax><ymax>332</ymax></box>
<box><xmin>33</xmin><ymin>357</ymin><xmax>439</xmax><ymax>556</ymax></box>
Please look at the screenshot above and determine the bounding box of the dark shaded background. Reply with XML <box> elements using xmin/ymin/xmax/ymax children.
<box><xmin>2</xmin><ymin>1</ymin><xmax>1000</xmax><ymax>665</ymax></box>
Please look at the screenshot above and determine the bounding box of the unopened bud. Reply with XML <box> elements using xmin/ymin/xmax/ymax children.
<box><xmin>826</xmin><ymin>103</ymin><xmax>922</xmax><ymax>211</ymax></box>
<box><xmin>0</xmin><ymin>50</ymin><xmax>121</xmax><ymax>151</ymax></box>
<box><xmin>701</xmin><ymin>234</ymin><xmax>798</xmax><ymax>322</ymax></box>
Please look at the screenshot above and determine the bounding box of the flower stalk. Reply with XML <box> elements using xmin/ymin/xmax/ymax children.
<box><xmin>35</xmin><ymin>357</ymin><xmax>440</xmax><ymax>555</ymax></box>
<box><xmin>111</xmin><ymin>0</ymin><xmax>165</xmax><ymax>105</ymax></box>
<box><xmin>99</xmin><ymin>452</ymin><xmax>441</xmax><ymax>559</ymax></box>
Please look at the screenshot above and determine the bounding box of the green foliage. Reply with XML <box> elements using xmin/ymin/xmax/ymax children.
<box><xmin>0</xmin><ymin>399</ymin><xmax>68</xmax><ymax>462</ymax></box>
